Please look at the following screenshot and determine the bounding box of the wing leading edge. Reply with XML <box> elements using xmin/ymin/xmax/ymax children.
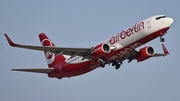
<box><xmin>4</xmin><ymin>34</ymin><xmax>91</xmax><ymax>57</ymax></box>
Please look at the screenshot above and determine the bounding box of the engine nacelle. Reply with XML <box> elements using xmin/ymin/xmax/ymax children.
<box><xmin>90</xmin><ymin>43</ymin><xmax>111</xmax><ymax>58</ymax></box>
<box><xmin>136</xmin><ymin>46</ymin><xmax>155</xmax><ymax>62</ymax></box>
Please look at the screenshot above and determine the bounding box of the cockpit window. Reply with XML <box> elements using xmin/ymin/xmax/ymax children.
<box><xmin>156</xmin><ymin>16</ymin><xmax>166</xmax><ymax>20</ymax></box>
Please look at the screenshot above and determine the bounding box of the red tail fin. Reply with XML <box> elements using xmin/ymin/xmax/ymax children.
<box><xmin>39</xmin><ymin>33</ymin><xmax>66</xmax><ymax>68</ymax></box>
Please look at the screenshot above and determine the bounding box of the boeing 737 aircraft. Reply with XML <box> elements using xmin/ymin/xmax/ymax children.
<box><xmin>5</xmin><ymin>15</ymin><xmax>173</xmax><ymax>79</ymax></box>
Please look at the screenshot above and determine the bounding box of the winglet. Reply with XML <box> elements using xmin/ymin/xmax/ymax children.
<box><xmin>162</xmin><ymin>44</ymin><xmax>169</xmax><ymax>55</ymax></box>
<box><xmin>4</xmin><ymin>34</ymin><xmax>17</xmax><ymax>47</ymax></box>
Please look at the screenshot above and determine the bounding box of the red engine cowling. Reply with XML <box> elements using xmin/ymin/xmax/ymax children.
<box><xmin>90</xmin><ymin>43</ymin><xmax>111</xmax><ymax>58</ymax></box>
<box><xmin>135</xmin><ymin>46</ymin><xmax>155</xmax><ymax>62</ymax></box>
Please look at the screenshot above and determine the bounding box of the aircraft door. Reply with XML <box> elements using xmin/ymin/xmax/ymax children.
<box><xmin>147</xmin><ymin>18</ymin><xmax>151</xmax><ymax>28</ymax></box>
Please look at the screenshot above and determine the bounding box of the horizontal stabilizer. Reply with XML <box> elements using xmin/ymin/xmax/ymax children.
<box><xmin>11</xmin><ymin>68</ymin><xmax>54</xmax><ymax>73</ymax></box>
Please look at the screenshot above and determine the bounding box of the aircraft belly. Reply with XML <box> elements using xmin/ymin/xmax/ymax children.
<box><xmin>48</xmin><ymin>60</ymin><xmax>95</xmax><ymax>78</ymax></box>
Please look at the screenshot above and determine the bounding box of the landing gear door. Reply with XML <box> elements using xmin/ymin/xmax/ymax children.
<box><xmin>147</xmin><ymin>18</ymin><xmax>151</xmax><ymax>28</ymax></box>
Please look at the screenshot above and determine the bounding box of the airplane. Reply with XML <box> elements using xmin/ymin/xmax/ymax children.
<box><xmin>5</xmin><ymin>15</ymin><xmax>173</xmax><ymax>79</ymax></box>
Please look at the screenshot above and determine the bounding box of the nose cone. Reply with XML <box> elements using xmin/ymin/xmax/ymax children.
<box><xmin>167</xmin><ymin>18</ymin><xmax>173</xmax><ymax>27</ymax></box>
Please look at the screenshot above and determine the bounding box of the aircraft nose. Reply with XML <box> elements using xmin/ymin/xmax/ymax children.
<box><xmin>167</xmin><ymin>18</ymin><xmax>173</xmax><ymax>26</ymax></box>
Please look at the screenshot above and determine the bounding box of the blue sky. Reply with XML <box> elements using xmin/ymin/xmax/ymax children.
<box><xmin>0</xmin><ymin>0</ymin><xmax>179</xmax><ymax>101</ymax></box>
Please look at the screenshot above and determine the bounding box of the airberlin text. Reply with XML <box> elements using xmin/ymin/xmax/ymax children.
<box><xmin>109</xmin><ymin>22</ymin><xmax>144</xmax><ymax>45</ymax></box>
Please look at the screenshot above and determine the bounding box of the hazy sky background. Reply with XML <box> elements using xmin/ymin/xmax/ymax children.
<box><xmin>1</xmin><ymin>0</ymin><xmax>179</xmax><ymax>101</ymax></box>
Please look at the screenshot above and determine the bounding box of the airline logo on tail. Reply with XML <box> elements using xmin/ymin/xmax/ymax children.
<box><xmin>38</xmin><ymin>33</ymin><xmax>66</xmax><ymax>68</ymax></box>
<box><xmin>41</xmin><ymin>39</ymin><xmax>55</xmax><ymax>64</ymax></box>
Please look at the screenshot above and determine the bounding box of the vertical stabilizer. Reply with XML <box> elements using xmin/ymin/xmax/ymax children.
<box><xmin>39</xmin><ymin>33</ymin><xmax>66</xmax><ymax>68</ymax></box>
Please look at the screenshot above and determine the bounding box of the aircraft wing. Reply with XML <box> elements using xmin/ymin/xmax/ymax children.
<box><xmin>5</xmin><ymin>34</ymin><xmax>91</xmax><ymax>57</ymax></box>
<box><xmin>152</xmin><ymin>44</ymin><xmax>169</xmax><ymax>57</ymax></box>
<box><xmin>11</xmin><ymin>68</ymin><xmax>54</xmax><ymax>73</ymax></box>
<box><xmin>127</xmin><ymin>44</ymin><xmax>169</xmax><ymax>63</ymax></box>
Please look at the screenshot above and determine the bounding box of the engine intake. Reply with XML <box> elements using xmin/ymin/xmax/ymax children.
<box><xmin>136</xmin><ymin>46</ymin><xmax>155</xmax><ymax>62</ymax></box>
<box><xmin>90</xmin><ymin>43</ymin><xmax>111</xmax><ymax>58</ymax></box>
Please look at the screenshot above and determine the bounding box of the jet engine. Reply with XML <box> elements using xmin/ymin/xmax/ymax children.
<box><xmin>135</xmin><ymin>46</ymin><xmax>155</xmax><ymax>62</ymax></box>
<box><xmin>90</xmin><ymin>43</ymin><xmax>111</xmax><ymax>58</ymax></box>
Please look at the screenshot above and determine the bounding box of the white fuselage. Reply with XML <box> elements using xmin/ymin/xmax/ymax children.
<box><xmin>65</xmin><ymin>15</ymin><xmax>173</xmax><ymax>64</ymax></box>
<box><xmin>106</xmin><ymin>15</ymin><xmax>173</xmax><ymax>49</ymax></box>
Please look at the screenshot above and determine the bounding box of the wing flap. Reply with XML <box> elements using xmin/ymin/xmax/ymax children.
<box><xmin>11</xmin><ymin>68</ymin><xmax>54</xmax><ymax>73</ymax></box>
